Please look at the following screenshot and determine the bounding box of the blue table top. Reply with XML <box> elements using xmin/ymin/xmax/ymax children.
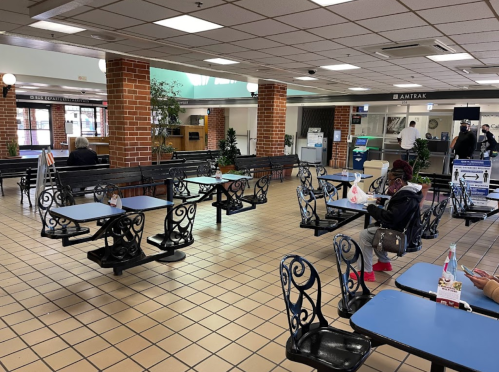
<box><xmin>351</xmin><ymin>290</ymin><xmax>498</xmax><ymax>372</ymax></box>
<box><xmin>50</xmin><ymin>203</ymin><xmax>125</xmax><ymax>223</ymax></box>
<box><xmin>485</xmin><ymin>192</ymin><xmax>499</xmax><ymax>201</ymax></box>
<box><xmin>213</xmin><ymin>174</ymin><xmax>253</xmax><ymax>181</ymax></box>
<box><xmin>186</xmin><ymin>176</ymin><xmax>229</xmax><ymax>185</ymax></box>
<box><xmin>326</xmin><ymin>198</ymin><xmax>370</xmax><ymax>213</ymax></box>
<box><xmin>120</xmin><ymin>196</ymin><xmax>174</xmax><ymax>212</ymax></box>
<box><xmin>319</xmin><ymin>173</ymin><xmax>373</xmax><ymax>182</ymax></box>
<box><xmin>396</xmin><ymin>262</ymin><xmax>499</xmax><ymax>317</ymax></box>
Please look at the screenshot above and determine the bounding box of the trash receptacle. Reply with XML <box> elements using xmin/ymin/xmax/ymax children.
<box><xmin>353</xmin><ymin>150</ymin><xmax>369</xmax><ymax>170</ymax></box>
<box><xmin>360</xmin><ymin>160</ymin><xmax>389</xmax><ymax>192</ymax></box>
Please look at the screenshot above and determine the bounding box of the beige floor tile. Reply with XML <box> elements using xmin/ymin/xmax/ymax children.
<box><xmin>131</xmin><ymin>345</ymin><xmax>169</xmax><ymax>369</ymax></box>
<box><xmin>179</xmin><ymin>323</ymin><xmax>211</xmax><ymax>342</ymax></box>
<box><xmin>14</xmin><ymin>360</ymin><xmax>52</xmax><ymax>372</ymax></box>
<box><xmin>0</xmin><ymin>338</ymin><xmax>28</xmax><ymax>358</ymax></box>
<box><xmin>365</xmin><ymin>352</ymin><xmax>401</xmax><ymax>372</ymax></box>
<box><xmin>0</xmin><ymin>348</ymin><xmax>39</xmax><ymax>370</ymax></box>
<box><xmin>175</xmin><ymin>344</ymin><xmax>210</xmax><ymax>367</ymax></box>
<box><xmin>256</xmin><ymin>341</ymin><xmax>286</xmax><ymax>364</ymax></box>
<box><xmin>141</xmin><ymin>324</ymin><xmax>173</xmax><ymax>343</ymax></box>
<box><xmin>115</xmin><ymin>335</ymin><xmax>151</xmax><ymax>356</ymax></box>
<box><xmin>196</xmin><ymin>355</ymin><xmax>232</xmax><ymax>372</ymax></box>
<box><xmin>58</xmin><ymin>359</ymin><xmax>98</xmax><ymax>372</ymax></box>
<box><xmin>196</xmin><ymin>333</ymin><xmax>231</xmax><ymax>353</ymax></box>
<box><xmin>74</xmin><ymin>336</ymin><xmax>111</xmax><ymax>357</ymax></box>
<box><xmin>238</xmin><ymin>354</ymin><xmax>276</xmax><ymax>372</ymax></box>
<box><xmin>103</xmin><ymin>358</ymin><xmax>144</xmax><ymax>372</ymax></box>
<box><xmin>236</xmin><ymin>332</ymin><xmax>269</xmax><ymax>351</ymax></box>
<box><xmin>217</xmin><ymin>343</ymin><xmax>252</xmax><ymax>365</ymax></box>
<box><xmin>44</xmin><ymin>347</ymin><xmax>83</xmax><ymax>370</ymax></box>
<box><xmin>149</xmin><ymin>357</ymin><xmax>189</xmax><ymax>372</ymax></box>
<box><xmin>88</xmin><ymin>347</ymin><xmax>126</xmax><ymax>370</ymax></box>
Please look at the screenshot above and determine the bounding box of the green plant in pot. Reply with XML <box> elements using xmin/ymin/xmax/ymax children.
<box><xmin>218</xmin><ymin>128</ymin><xmax>240</xmax><ymax>173</ymax></box>
<box><xmin>152</xmin><ymin>142</ymin><xmax>175</xmax><ymax>160</ymax></box>
<box><xmin>284</xmin><ymin>134</ymin><xmax>293</xmax><ymax>155</ymax></box>
<box><xmin>409</xmin><ymin>138</ymin><xmax>431</xmax><ymax>207</ymax></box>
<box><xmin>7</xmin><ymin>138</ymin><xmax>19</xmax><ymax>158</ymax></box>
<box><xmin>150</xmin><ymin>78</ymin><xmax>185</xmax><ymax>163</ymax></box>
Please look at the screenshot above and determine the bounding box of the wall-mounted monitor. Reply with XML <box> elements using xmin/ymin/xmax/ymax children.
<box><xmin>355</xmin><ymin>138</ymin><xmax>368</xmax><ymax>147</ymax></box>
<box><xmin>453</xmin><ymin>107</ymin><xmax>480</xmax><ymax>121</ymax></box>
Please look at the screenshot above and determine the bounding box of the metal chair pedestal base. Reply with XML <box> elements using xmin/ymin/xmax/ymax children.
<box><xmin>156</xmin><ymin>250</ymin><xmax>186</xmax><ymax>262</ymax></box>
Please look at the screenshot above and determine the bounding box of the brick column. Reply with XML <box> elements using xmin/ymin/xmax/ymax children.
<box><xmin>52</xmin><ymin>104</ymin><xmax>66</xmax><ymax>149</ymax></box>
<box><xmin>0</xmin><ymin>73</ymin><xmax>17</xmax><ymax>158</ymax></box>
<box><xmin>332</xmin><ymin>106</ymin><xmax>352</xmax><ymax>168</ymax></box>
<box><xmin>256</xmin><ymin>83</ymin><xmax>286</xmax><ymax>156</ymax></box>
<box><xmin>106</xmin><ymin>59</ymin><xmax>151</xmax><ymax>168</ymax></box>
<box><xmin>207</xmin><ymin>108</ymin><xmax>225</xmax><ymax>150</ymax></box>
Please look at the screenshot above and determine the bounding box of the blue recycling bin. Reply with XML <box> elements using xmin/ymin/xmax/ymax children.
<box><xmin>353</xmin><ymin>150</ymin><xmax>369</xmax><ymax>170</ymax></box>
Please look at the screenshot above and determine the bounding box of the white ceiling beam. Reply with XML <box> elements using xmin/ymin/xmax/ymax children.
<box><xmin>29</xmin><ymin>0</ymin><xmax>95</xmax><ymax>20</ymax></box>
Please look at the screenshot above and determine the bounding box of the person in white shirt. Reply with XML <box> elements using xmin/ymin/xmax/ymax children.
<box><xmin>397</xmin><ymin>121</ymin><xmax>420</xmax><ymax>160</ymax></box>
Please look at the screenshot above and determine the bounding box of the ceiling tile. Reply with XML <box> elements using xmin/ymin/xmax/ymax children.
<box><xmin>200</xmin><ymin>43</ymin><xmax>247</xmax><ymax>53</ymax></box>
<box><xmin>59</xmin><ymin>6</ymin><xmax>93</xmax><ymax>18</ymax></box>
<box><xmin>453</xmin><ymin>31</ymin><xmax>499</xmax><ymax>44</ymax></box>
<box><xmin>380</xmin><ymin>26</ymin><xmax>442</xmax><ymax>42</ymax></box>
<box><xmin>436</xmin><ymin>18</ymin><xmax>499</xmax><ymax>35</ymax></box>
<box><xmin>192</xmin><ymin>4</ymin><xmax>264</xmax><ymax>26</ymax></box>
<box><xmin>309</xmin><ymin>22</ymin><xmax>370</xmax><ymax>39</ymax></box>
<box><xmin>333</xmin><ymin>34</ymin><xmax>390</xmax><ymax>47</ymax></box>
<box><xmin>275</xmin><ymin>8</ymin><xmax>345</xmax><ymax>29</ymax></box>
<box><xmin>121</xmin><ymin>24</ymin><xmax>184</xmax><ymax>38</ymax></box>
<box><xmin>0</xmin><ymin>0</ymin><xmax>30</xmax><ymax>13</ymax></box>
<box><xmin>147</xmin><ymin>0</ymin><xmax>225</xmax><ymax>12</ymax></box>
<box><xmin>252</xmin><ymin>56</ymin><xmax>295</xmax><ymax>64</ymax></box>
<box><xmin>357</xmin><ymin>12</ymin><xmax>427</xmax><ymax>32</ymax></box>
<box><xmin>168</xmin><ymin>34</ymin><xmax>219</xmax><ymax>47</ymax></box>
<box><xmin>235</xmin><ymin>0</ymin><xmax>318</xmax><ymax>17</ymax></box>
<box><xmin>328</xmin><ymin>0</ymin><xmax>408</xmax><ymax>21</ymax></box>
<box><xmin>260</xmin><ymin>45</ymin><xmax>308</xmax><ymax>56</ymax></box>
<box><xmin>294</xmin><ymin>40</ymin><xmax>343</xmax><ymax>52</ymax></box>
<box><xmin>58</xmin><ymin>34</ymin><xmax>106</xmax><ymax>46</ymax></box>
<box><xmin>135</xmin><ymin>49</ymin><xmax>169</xmax><ymax>58</ymax></box>
<box><xmin>276</xmin><ymin>62</ymin><xmax>311</xmax><ymax>69</ymax></box>
<box><xmin>147</xmin><ymin>45</ymin><xmax>190</xmax><ymax>55</ymax></box>
<box><xmin>232</xmin><ymin>38</ymin><xmax>283</xmax><ymax>49</ymax></box>
<box><xmin>229</xmin><ymin>50</ymin><xmax>274</xmax><ymax>59</ymax></box>
<box><xmin>464</xmin><ymin>42</ymin><xmax>499</xmax><ymax>52</ymax></box>
<box><xmin>197</xmin><ymin>28</ymin><xmax>255</xmax><ymax>42</ymax></box>
<box><xmin>316</xmin><ymin>48</ymin><xmax>364</xmax><ymax>58</ymax></box>
<box><xmin>267</xmin><ymin>31</ymin><xmax>323</xmax><ymax>44</ymax></box>
<box><xmin>401</xmin><ymin>0</ymin><xmax>482</xmax><ymax>11</ymax></box>
<box><xmin>417</xmin><ymin>3</ymin><xmax>493</xmax><ymax>24</ymax></box>
<box><xmin>233</xmin><ymin>19</ymin><xmax>297</xmax><ymax>37</ymax></box>
<box><xmin>335</xmin><ymin>54</ymin><xmax>381</xmax><ymax>63</ymax></box>
<box><xmin>103</xmin><ymin>0</ymin><xmax>179</xmax><ymax>22</ymax></box>
<box><xmin>96</xmin><ymin>42</ymin><xmax>139</xmax><ymax>52</ymax></box>
<box><xmin>0</xmin><ymin>10</ymin><xmax>31</xmax><ymax>25</ymax></box>
<box><xmin>0</xmin><ymin>20</ymin><xmax>21</xmax><ymax>32</ymax></box>
<box><xmin>88</xmin><ymin>0</ymin><xmax>119</xmax><ymax>7</ymax></box>
<box><xmin>73</xmin><ymin>9</ymin><xmax>144</xmax><ymax>29</ymax></box>
<box><xmin>287</xmin><ymin>53</ymin><xmax>327</xmax><ymax>62</ymax></box>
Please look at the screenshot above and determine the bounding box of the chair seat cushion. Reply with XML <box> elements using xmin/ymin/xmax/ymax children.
<box><xmin>286</xmin><ymin>326</ymin><xmax>370</xmax><ymax>372</ymax></box>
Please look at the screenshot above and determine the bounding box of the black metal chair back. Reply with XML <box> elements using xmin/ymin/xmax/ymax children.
<box><xmin>449</xmin><ymin>182</ymin><xmax>466</xmax><ymax>214</ymax></box>
<box><xmin>169</xmin><ymin>168</ymin><xmax>191</xmax><ymax>196</ymax></box>
<box><xmin>368</xmin><ymin>176</ymin><xmax>386</xmax><ymax>195</ymax></box>
<box><xmin>93</xmin><ymin>183</ymin><xmax>122</xmax><ymax>204</ymax></box>
<box><xmin>253</xmin><ymin>175</ymin><xmax>271</xmax><ymax>203</ymax></box>
<box><xmin>423</xmin><ymin>199</ymin><xmax>448</xmax><ymax>239</ymax></box>
<box><xmin>406</xmin><ymin>208</ymin><xmax>431</xmax><ymax>253</ymax></box>
<box><xmin>333</xmin><ymin>234</ymin><xmax>373</xmax><ymax>318</ymax></box>
<box><xmin>160</xmin><ymin>202</ymin><xmax>197</xmax><ymax>248</ymax></box>
<box><xmin>197</xmin><ymin>163</ymin><xmax>212</xmax><ymax>193</ymax></box>
<box><xmin>103</xmin><ymin>212</ymin><xmax>145</xmax><ymax>264</ymax></box>
<box><xmin>319</xmin><ymin>179</ymin><xmax>340</xmax><ymax>218</ymax></box>
<box><xmin>299</xmin><ymin>166</ymin><xmax>314</xmax><ymax>190</ymax></box>
<box><xmin>315</xmin><ymin>165</ymin><xmax>327</xmax><ymax>178</ymax></box>
<box><xmin>296</xmin><ymin>186</ymin><xmax>319</xmax><ymax>224</ymax></box>
<box><xmin>459</xmin><ymin>177</ymin><xmax>475</xmax><ymax>208</ymax></box>
<box><xmin>225</xmin><ymin>179</ymin><xmax>246</xmax><ymax>211</ymax></box>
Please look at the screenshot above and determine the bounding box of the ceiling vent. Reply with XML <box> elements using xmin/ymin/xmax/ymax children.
<box><xmin>459</xmin><ymin>65</ymin><xmax>499</xmax><ymax>74</ymax></box>
<box><xmin>363</xmin><ymin>39</ymin><xmax>456</xmax><ymax>58</ymax></box>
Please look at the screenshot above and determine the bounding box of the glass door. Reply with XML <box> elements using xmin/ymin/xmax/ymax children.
<box><xmin>16</xmin><ymin>103</ymin><xmax>52</xmax><ymax>150</ymax></box>
<box><xmin>80</xmin><ymin>107</ymin><xmax>97</xmax><ymax>136</ymax></box>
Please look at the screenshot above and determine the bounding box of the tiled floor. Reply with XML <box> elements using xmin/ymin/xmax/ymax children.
<box><xmin>1</xmin><ymin>168</ymin><xmax>498</xmax><ymax>372</ymax></box>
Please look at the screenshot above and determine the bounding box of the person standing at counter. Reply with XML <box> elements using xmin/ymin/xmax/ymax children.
<box><xmin>67</xmin><ymin>137</ymin><xmax>98</xmax><ymax>166</ymax></box>
<box><xmin>397</xmin><ymin>121</ymin><xmax>420</xmax><ymax>160</ymax></box>
<box><xmin>452</xmin><ymin>120</ymin><xmax>476</xmax><ymax>159</ymax></box>
<box><xmin>481</xmin><ymin>124</ymin><xmax>497</xmax><ymax>160</ymax></box>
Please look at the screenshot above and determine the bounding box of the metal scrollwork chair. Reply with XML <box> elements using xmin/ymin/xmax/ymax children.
<box><xmin>318</xmin><ymin>179</ymin><xmax>344</xmax><ymax>220</ymax></box>
<box><xmin>299</xmin><ymin>166</ymin><xmax>324</xmax><ymax>199</ymax></box>
<box><xmin>279</xmin><ymin>255</ymin><xmax>371</xmax><ymax>372</ymax></box>
<box><xmin>147</xmin><ymin>202</ymin><xmax>197</xmax><ymax>262</ymax></box>
<box><xmin>423</xmin><ymin>199</ymin><xmax>448</xmax><ymax>239</ymax></box>
<box><xmin>241</xmin><ymin>175</ymin><xmax>271</xmax><ymax>206</ymax></box>
<box><xmin>38</xmin><ymin>186</ymin><xmax>90</xmax><ymax>242</ymax></box>
<box><xmin>333</xmin><ymin>234</ymin><xmax>374</xmax><ymax>319</ymax></box>
<box><xmin>197</xmin><ymin>163</ymin><xmax>214</xmax><ymax>198</ymax></box>
<box><xmin>406</xmin><ymin>208</ymin><xmax>432</xmax><ymax>254</ymax></box>
<box><xmin>368</xmin><ymin>176</ymin><xmax>387</xmax><ymax>195</ymax></box>
<box><xmin>449</xmin><ymin>182</ymin><xmax>486</xmax><ymax>224</ymax></box>
<box><xmin>87</xmin><ymin>212</ymin><xmax>146</xmax><ymax>276</ymax></box>
<box><xmin>458</xmin><ymin>177</ymin><xmax>494</xmax><ymax>213</ymax></box>
<box><xmin>169</xmin><ymin>168</ymin><xmax>199</xmax><ymax>202</ymax></box>
<box><xmin>297</xmin><ymin>186</ymin><xmax>337</xmax><ymax>237</ymax></box>
<box><xmin>215</xmin><ymin>179</ymin><xmax>246</xmax><ymax>212</ymax></box>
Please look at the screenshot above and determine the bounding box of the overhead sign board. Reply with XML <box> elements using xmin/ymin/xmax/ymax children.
<box><xmin>16</xmin><ymin>95</ymin><xmax>104</xmax><ymax>104</ymax></box>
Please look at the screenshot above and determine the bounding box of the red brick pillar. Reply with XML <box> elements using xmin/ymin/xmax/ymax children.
<box><xmin>106</xmin><ymin>59</ymin><xmax>151</xmax><ymax>168</ymax></box>
<box><xmin>0</xmin><ymin>73</ymin><xmax>17</xmax><ymax>158</ymax></box>
<box><xmin>332</xmin><ymin>106</ymin><xmax>352</xmax><ymax>168</ymax></box>
<box><xmin>256</xmin><ymin>83</ymin><xmax>287</xmax><ymax>156</ymax></box>
<box><xmin>207</xmin><ymin>108</ymin><xmax>225</xmax><ymax>150</ymax></box>
<box><xmin>52</xmin><ymin>105</ymin><xmax>66</xmax><ymax>150</ymax></box>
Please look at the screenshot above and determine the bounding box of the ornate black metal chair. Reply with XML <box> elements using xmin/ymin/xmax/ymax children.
<box><xmin>423</xmin><ymin>199</ymin><xmax>448</xmax><ymax>239</ymax></box>
<box><xmin>297</xmin><ymin>186</ymin><xmax>337</xmax><ymax>237</ymax></box>
<box><xmin>241</xmin><ymin>175</ymin><xmax>271</xmax><ymax>205</ymax></box>
<box><xmin>315</xmin><ymin>165</ymin><xmax>327</xmax><ymax>178</ymax></box>
<box><xmin>196</xmin><ymin>163</ymin><xmax>214</xmax><ymax>198</ymax></box>
<box><xmin>93</xmin><ymin>183</ymin><xmax>123</xmax><ymax>226</ymax></box>
<box><xmin>459</xmin><ymin>177</ymin><xmax>494</xmax><ymax>213</ymax></box>
<box><xmin>38</xmin><ymin>186</ymin><xmax>90</xmax><ymax>242</ymax></box>
<box><xmin>333</xmin><ymin>234</ymin><xmax>374</xmax><ymax>319</ymax></box>
<box><xmin>213</xmin><ymin>179</ymin><xmax>247</xmax><ymax>213</ymax></box>
<box><xmin>318</xmin><ymin>179</ymin><xmax>342</xmax><ymax>220</ymax></box>
<box><xmin>406</xmin><ymin>208</ymin><xmax>432</xmax><ymax>253</ymax></box>
<box><xmin>147</xmin><ymin>202</ymin><xmax>197</xmax><ymax>262</ymax></box>
<box><xmin>279</xmin><ymin>255</ymin><xmax>371</xmax><ymax>372</ymax></box>
<box><xmin>169</xmin><ymin>168</ymin><xmax>199</xmax><ymax>202</ymax></box>
<box><xmin>299</xmin><ymin>166</ymin><xmax>324</xmax><ymax>199</ymax></box>
<box><xmin>368</xmin><ymin>176</ymin><xmax>386</xmax><ymax>195</ymax></box>
<box><xmin>449</xmin><ymin>182</ymin><xmax>486</xmax><ymax>225</ymax></box>
<box><xmin>87</xmin><ymin>212</ymin><xmax>146</xmax><ymax>275</ymax></box>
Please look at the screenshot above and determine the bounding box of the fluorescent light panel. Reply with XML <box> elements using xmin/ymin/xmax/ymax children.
<box><xmin>476</xmin><ymin>80</ymin><xmax>499</xmax><ymax>84</ymax></box>
<box><xmin>426</xmin><ymin>53</ymin><xmax>473</xmax><ymax>62</ymax></box>
<box><xmin>349</xmin><ymin>87</ymin><xmax>370</xmax><ymax>91</ymax></box>
<box><xmin>29</xmin><ymin>21</ymin><xmax>85</xmax><ymax>34</ymax></box>
<box><xmin>320</xmin><ymin>64</ymin><xmax>360</xmax><ymax>71</ymax></box>
<box><xmin>394</xmin><ymin>84</ymin><xmax>422</xmax><ymax>88</ymax></box>
<box><xmin>155</xmin><ymin>15</ymin><xmax>222</xmax><ymax>33</ymax></box>
<box><xmin>18</xmin><ymin>86</ymin><xmax>39</xmax><ymax>89</ymax></box>
<box><xmin>204</xmin><ymin>58</ymin><xmax>239</xmax><ymax>65</ymax></box>
<box><xmin>311</xmin><ymin>0</ymin><xmax>354</xmax><ymax>5</ymax></box>
<box><xmin>295</xmin><ymin>77</ymin><xmax>318</xmax><ymax>81</ymax></box>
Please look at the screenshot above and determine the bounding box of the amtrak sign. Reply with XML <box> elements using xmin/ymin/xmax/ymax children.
<box><xmin>393</xmin><ymin>93</ymin><xmax>427</xmax><ymax>100</ymax></box>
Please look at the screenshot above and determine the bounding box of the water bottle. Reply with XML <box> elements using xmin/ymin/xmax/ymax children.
<box><xmin>442</xmin><ymin>243</ymin><xmax>458</xmax><ymax>281</ymax></box>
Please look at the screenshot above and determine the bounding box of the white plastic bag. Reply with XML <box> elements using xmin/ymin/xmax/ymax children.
<box><xmin>347</xmin><ymin>173</ymin><xmax>368</xmax><ymax>204</ymax></box>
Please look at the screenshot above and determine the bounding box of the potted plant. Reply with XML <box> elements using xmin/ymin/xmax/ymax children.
<box><xmin>218</xmin><ymin>128</ymin><xmax>240</xmax><ymax>173</ymax></box>
<box><xmin>152</xmin><ymin>142</ymin><xmax>175</xmax><ymax>161</ymax></box>
<box><xmin>150</xmin><ymin>78</ymin><xmax>185</xmax><ymax>163</ymax></box>
<box><xmin>6</xmin><ymin>138</ymin><xmax>20</xmax><ymax>159</ymax></box>
<box><xmin>409</xmin><ymin>138</ymin><xmax>431</xmax><ymax>207</ymax></box>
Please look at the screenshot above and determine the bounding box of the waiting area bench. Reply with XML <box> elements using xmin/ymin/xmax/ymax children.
<box><xmin>235</xmin><ymin>154</ymin><xmax>305</xmax><ymax>181</ymax></box>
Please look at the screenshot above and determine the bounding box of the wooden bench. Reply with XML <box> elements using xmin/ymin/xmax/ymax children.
<box><xmin>269</xmin><ymin>154</ymin><xmax>304</xmax><ymax>180</ymax></box>
<box><xmin>235</xmin><ymin>156</ymin><xmax>273</xmax><ymax>177</ymax></box>
<box><xmin>172</xmin><ymin>150</ymin><xmax>215</xmax><ymax>162</ymax></box>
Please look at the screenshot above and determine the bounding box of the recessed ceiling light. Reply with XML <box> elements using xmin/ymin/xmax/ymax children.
<box><xmin>311</xmin><ymin>0</ymin><xmax>354</xmax><ymax>5</ymax></box>
<box><xmin>393</xmin><ymin>84</ymin><xmax>422</xmax><ymax>88</ymax></box>
<box><xmin>295</xmin><ymin>77</ymin><xmax>318</xmax><ymax>81</ymax></box>
<box><xmin>18</xmin><ymin>86</ymin><xmax>39</xmax><ymax>89</ymax></box>
<box><xmin>154</xmin><ymin>15</ymin><xmax>222</xmax><ymax>33</ymax></box>
<box><xmin>204</xmin><ymin>58</ymin><xmax>239</xmax><ymax>65</ymax></box>
<box><xmin>29</xmin><ymin>21</ymin><xmax>85</xmax><ymax>34</ymax></box>
<box><xmin>475</xmin><ymin>80</ymin><xmax>499</xmax><ymax>84</ymax></box>
<box><xmin>320</xmin><ymin>64</ymin><xmax>360</xmax><ymax>71</ymax></box>
<box><xmin>426</xmin><ymin>53</ymin><xmax>474</xmax><ymax>62</ymax></box>
<box><xmin>349</xmin><ymin>87</ymin><xmax>370</xmax><ymax>91</ymax></box>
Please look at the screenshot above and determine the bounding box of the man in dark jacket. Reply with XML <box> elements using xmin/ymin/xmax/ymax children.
<box><xmin>352</xmin><ymin>160</ymin><xmax>423</xmax><ymax>282</ymax></box>
<box><xmin>67</xmin><ymin>137</ymin><xmax>98</xmax><ymax>166</ymax></box>
<box><xmin>481</xmin><ymin>124</ymin><xmax>497</xmax><ymax>160</ymax></box>
<box><xmin>453</xmin><ymin>120</ymin><xmax>477</xmax><ymax>159</ymax></box>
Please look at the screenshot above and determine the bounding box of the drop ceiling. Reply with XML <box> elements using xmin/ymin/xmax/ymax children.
<box><xmin>2</xmin><ymin>0</ymin><xmax>499</xmax><ymax>95</ymax></box>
